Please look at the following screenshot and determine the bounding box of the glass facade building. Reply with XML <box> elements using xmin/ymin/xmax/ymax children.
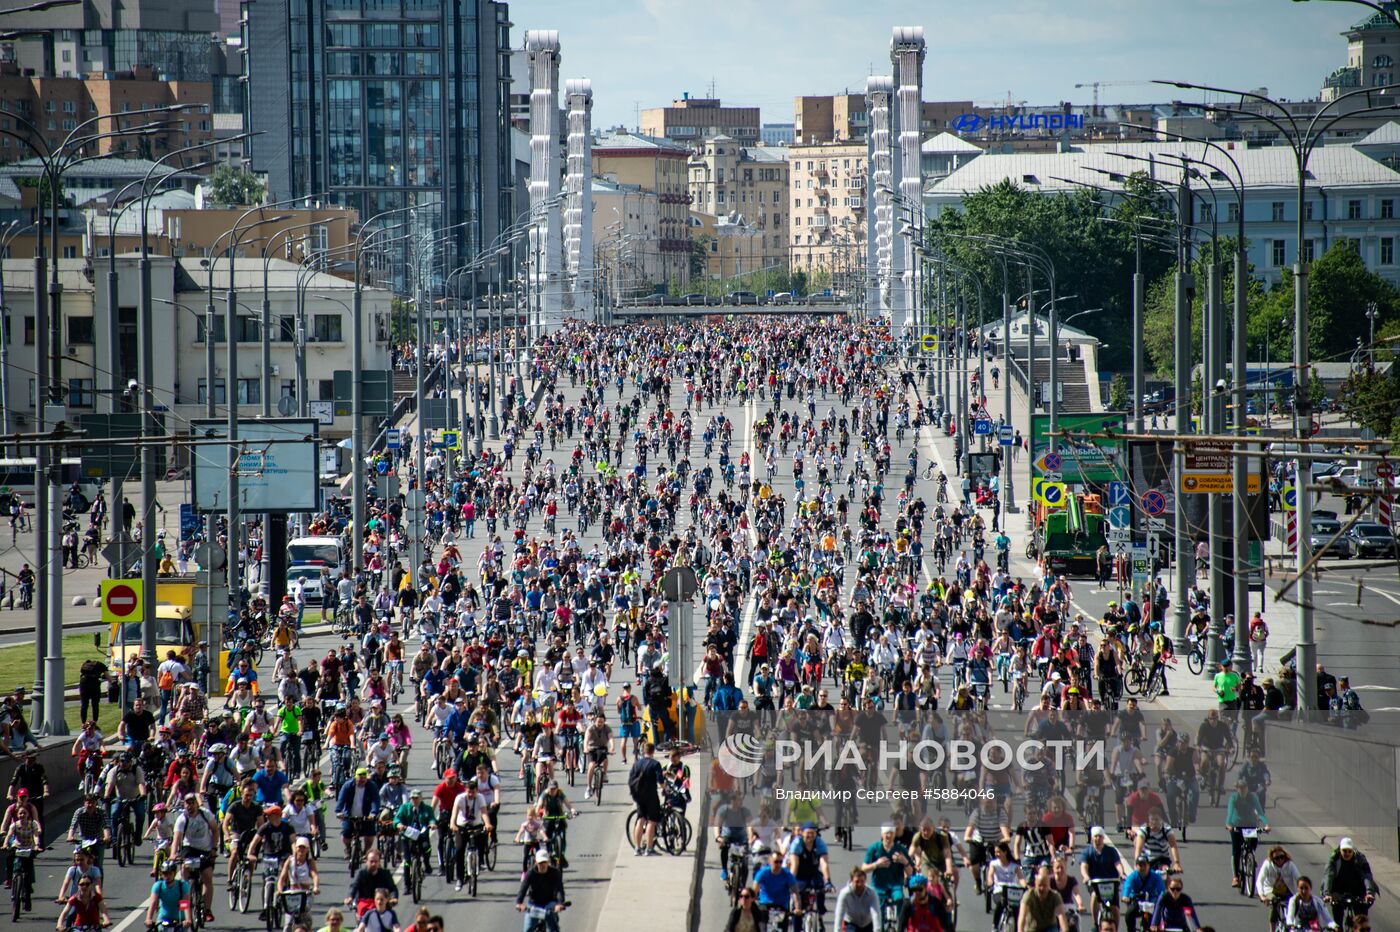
<box><xmin>244</xmin><ymin>0</ymin><xmax>516</xmax><ymax>292</ymax></box>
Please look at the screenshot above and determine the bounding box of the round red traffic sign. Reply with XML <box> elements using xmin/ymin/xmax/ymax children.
<box><xmin>1378</xmin><ymin>462</ymin><xmax>1394</xmax><ymax>480</ymax></box>
<box><xmin>105</xmin><ymin>583</ymin><xmax>139</xmax><ymax>618</ymax></box>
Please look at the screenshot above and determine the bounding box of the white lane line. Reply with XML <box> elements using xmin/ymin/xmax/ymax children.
<box><xmin>732</xmin><ymin>395</ymin><xmax>760</xmax><ymax>686</ymax></box>
<box><xmin>111</xmin><ymin>900</ymin><xmax>154</xmax><ymax>932</ymax></box>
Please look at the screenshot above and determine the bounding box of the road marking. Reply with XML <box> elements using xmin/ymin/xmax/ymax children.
<box><xmin>731</xmin><ymin>395</ymin><xmax>760</xmax><ymax>686</ymax></box>
<box><xmin>111</xmin><ymin>900</ymin><xmax>153</xmax><ymax>932</ymax></box>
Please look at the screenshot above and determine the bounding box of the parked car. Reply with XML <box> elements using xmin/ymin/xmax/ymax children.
<box><xmin>1347</xmin><ymin>522</ymin><xmax>1396</xmax><ymax>558</ymax></box>
<box><xmin>726</xmin><ymin>291</ymin><xmax>758</xmax><ymax>306</ymax></box>
<box><xmin>1309</xmin><ymin>517</ymin><xmax>1353</xmax><ymax>559</ymax></box>
<box><xmin>682</xmin><ymin>293</ymin><xmax>707</xmax><ymax>306</ymax></box>
<box><xmin>770</xmin><ymin>292</ymin><xmax>793</xmax><ymax>305</ymax></box>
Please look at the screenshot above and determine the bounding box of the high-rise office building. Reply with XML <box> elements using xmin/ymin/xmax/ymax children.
<box><xmin>243</xmin><ymin>0</ymin><xmax>516</xmax><ymax>290</ymax></box>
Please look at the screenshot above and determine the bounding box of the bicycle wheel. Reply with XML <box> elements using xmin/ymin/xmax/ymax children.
<box><xmin>591</xmin><ymin>766</ymin><xmax>604</xmax><ymax>806</ymax></box>
<box><xmin>114</xmin><ymin>823</ymin><xmax>129</xmax><ymax>866</ymax></box>
<box><xmin>1241</xmin><ymin>849</ymin><xmax>1257</xmax><ymax>897</ymax></box>
<box><xmin>10</xmin><ymin>873</ymin><xmax>23</xmax><ymax>921</ymax></box>
<box><xmin>624</xmin><ymin>809</ymin><xmax>638</xmax><ymax>848</ymax></box>
<box><xmin>487</xmin><ymin>832</ymin><xmax>498</xmax><ymax>871</ymax></box>
<box><xmin>1124</xmin><ymin>666</ymin><xmax>1144</xmax><ymax>695</ymax></box>
<box><xmin>1187</xmin><ymin>648</ymin><xmax>1204</xmax><ymax>676</ymax></box>
<box><xmin>467</xmin><ymin>848</ymin><xmax>479</xmax><ymax>897</ymax></box>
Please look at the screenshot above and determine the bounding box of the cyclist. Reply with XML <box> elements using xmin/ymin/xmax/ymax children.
<box><xmin>1225</xmin><ymin>778</ymin><xmax>1268</xmax><ymax>887</ymax></box>
<box><xmin>143</xmin><ymin>858</ymin><xmax>190</xmax><ymax>931</ymax></box>
<box><xmin>787</xmin><ymin>821</ymin><xmax>832</xmax><ymax>918</ymax></box>
<box><xmin>538</xmin><ymin>780</ymin><xmax>577</xmax><ymax>869</ymax></box>
<box><xmin>275</xmin><ymin>836</ymin><xmax>320</xmax><ymax>927</ymax></box>
<box><xmin>2</xmin><ymin>800</ymin><xmax>40</xmax><ymax>915</ymax></box>
<box><xmin>393</xmin><ymin>788</ymin><xmax>435</xmax><ymax>879</ymax></box>
<box><xmin>248</xmin><ymin>804</ymin><xmax>296</xmax><ymax>921</ymax></box>
<box><xmin>896</xmin><ymin>874</ymin><xmax>955</xmax><ymax>931</ymax></box>
<box><xmin>861</xmin><ymin>822</ymin><xmax>912</xmax><ymax>913</ymax></box>
<box><xmin>65</xmin><ymin>793</ymin><xmax>111</xmax><ymax>869</ymax></box>
<box><xmin>170</xmin><ymin>791</ymin><xmax>221</xmax><ymax>925</ymax></box>
<box><xmin>833</xmin><ymin>866</ymin><xmax>880</xmax><ymax>932</ymax></box>
<box><xmin>582</xmin><ymin>712</ymin><xmax>614</xmax><ymax>800</ymax></box>
<box><xmin>447</xmin><ymin>781</ymin><xmax>491</xmax><ymax>892</ymax></box>
<box><xmin>711</xmin><ymin>792</ymin><xmax>752</xmax><ymax>883</ymax></box>
<box><xmin>102</xmin><ymin>751</ymin><xmax>148</xmax><ymax>847</ymax></box>
<box><xmin>1323</xmin><ymin>838</ymin><xmax>1377</xmax><ymax>920</ymax></box>
<box><xmin>1132</xmin><ymin>809</ymin><xmax>1181</xmax><ymax>873</ymax></box>
<box><xmin>1257</xmin><ymin>845</ymin><xmax>1301</xmax><ymax>926</ymax></box>
<box><xmin>1118</xmin><ymin>853</ymin><xmax>1165</xmax><ymax>931</ymax></box>
<box><xmin>1149</xmin><ymin>876</ymin><xmax>1203</xmax><ymax>932</ymax></box>
<box><xmin>515</xmin><ymin>849</ymin><xmax>566</xmax><ymax>930</ymax></box>
<box><xmin>1018</xmin><ymin>863</ymin><xmax>1073</xmax><ymax>932</ymax></box>
<box><xmin>753</xmin><ymin>849</ymin><xmax>800</xmax><ymax>925</ymax></box>
<box><xmin>1078</xmin><ymin>826</ymin><xmax>1125</xmax><ymax>920</ymax></box>
<box><xmin>335</xmin><ymin>767</ymin><xmax>380</xmax><ymax>863</ymax></box>
<box><xmin>222</xmin><ymin>781</ymin><xmax>264</xmax><ymax>887</ymax></box>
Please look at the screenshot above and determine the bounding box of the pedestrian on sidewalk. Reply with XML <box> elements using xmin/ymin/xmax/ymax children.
<box><xmin>1248</xmin><ymin>612</ymin><xmax>1269</xmax><ymax>672</ymax></box>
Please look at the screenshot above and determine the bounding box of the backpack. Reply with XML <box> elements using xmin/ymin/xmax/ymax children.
<box><xmin>158</xmin><ymin>669</ymin><xmax>175</xmax><ymax>690</ymax></box>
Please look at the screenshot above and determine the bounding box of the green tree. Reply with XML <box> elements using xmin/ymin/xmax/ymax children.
<box><xmin>1339</xmin><ymin>363</ymin><xmax>1400</xmax><ymax>437</ymax></box>
<box><xmin>927</xmin><ymin>173</ymin><xmax>1173</xmax><ymax>373</ymax></box>
<box><xmin>1142</xmin><ymin>237</ymin><xmax>1270</xmax><ymax>377</ymax></box>
<box><xmin>207</xmin><ymin>165</ymin><xmax>265</xmax><ymax>207</ymax></box>
<box><xmin>689</xmin><ymin>235</ymin><xmax>711</xmax><ymax>282</ymax></box>
<box><xmin>1108</xmin><ymin>373</ymin><xmax>1128</xmax><ymax>411</ymax></box>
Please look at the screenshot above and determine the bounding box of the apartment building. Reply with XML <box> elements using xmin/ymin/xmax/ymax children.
<box><xmin>592</xmin><ymin>130</ymin><xmax>692</xmax><ymax>289</ymax></box>
<box><xmin>795</xmin><ymin>93</ymin><xmax>979</xmax><ymax>143</ymax></box>
<box><xmin>640</xmin><ymin>94</ymin><xmax>759</xmax><ymax>148</ymax></box>
<box><xmin>592</xmin><ymin>177</ymin><xmax>662</xmax><ymax>299</ymax></box>
<box><xmin>787</xmin><ymin>141</ymin><xmax>866</xmax><ymax>280</ymax></box>
<box><xmin>687</xmin><ymin>136</ymin><xmax>789</xmax><ymax>270</ymax></box>
<box><xmin>0</xmin><ymin>63</ymin><xmax>213</xmax><ymax>164</ymax></box>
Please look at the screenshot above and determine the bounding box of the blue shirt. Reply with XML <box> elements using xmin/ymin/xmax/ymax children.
<box><xmin>151</xmin><ymin>878</ymin><xmax>190</xmax><ymax>922</ymax></box>
<box><xmin>1079</xmin><ymin>844</ymin><xmax>1123</xmax><ymax>881</ymax></box>
<box><xmin>253</xmin><ymin>769</ymin><xmax>289</xmax><ymax>806</ymax></box>
<box><xmin>753</xmin><ymin>865</ymin><xmax>799</xmax><ymax>906</ymax></box>
<box><xmin>1121</xmin><ymin>868</ymin><xmax>1166</xmax><ymax>904</ymax></box>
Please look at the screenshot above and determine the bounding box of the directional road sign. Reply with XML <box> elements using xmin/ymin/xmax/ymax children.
<box><xmin>386</xmin><ymin>429</ymin><xmax>402</xmax><ymax>450</ymax></box>
<box><xmin>180</xmin><ymin>503</ymin><xmax>200</xmax><ymax>541</ymax></box>
<box><xmin>1037</xmin><ymin>481</ymin><xmax>1067</xmax><ymax>508</ymax></box>
<box><xmin>441</xmin><ymin>430</ymin><xmax>460</xmax><ymax>450</ymax></box>
<box><xmin>1147</xmin><ymin>517</ymin><xmax>1167</xmax><ymax>532</ymax></box>
<box><xmin>1281</xmin><ymin>485</ymin><xmax>1297</xmax><ymax>512</ymax></box>
<box><xmin>1142</xmin><ymin>489</ymin><xmax>1168</xmax><ymax>517</ymax></box>
<box><xmin>1107</xmin><ymin>481</ymin><xmax>1130</xmax><ymax>507</ymax></box>
<box><xmin>920</xmin><ymin>334</ymin><xmax>938</xmax><ymax>354</ymax></box>
<box><xmin>1108</xmin><ymin>505</ymin><xmax>1131</xmax><ymax>529</ymax></box>
<box><xmin>100</xmin><ymin>579</ymin><xmax>143</xmax><ymax>624</ymax></box>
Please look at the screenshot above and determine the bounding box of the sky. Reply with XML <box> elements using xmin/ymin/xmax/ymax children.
<box><xmin>515</xmin><ymin>0</ymin><xmax>1365</xmax><ymax>130</ymax></box>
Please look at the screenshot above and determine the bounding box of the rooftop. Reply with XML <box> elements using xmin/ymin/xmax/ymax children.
<box><xmin>593</xmin><ymin>131</ymin><xmax>689</xmax><ymax>155</ymax></box>
<box><xmin>929</xmin><ymin>140</ymin><xmax>1400</xmax><ymax>198</ymax></box>
<box><xmin>921</xmin><ymin>131</ymin><xmax>984</xmax><ymax>155</ymax></box>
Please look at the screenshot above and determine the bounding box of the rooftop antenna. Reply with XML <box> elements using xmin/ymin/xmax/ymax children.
<box><xmin>634</xmin><ymin>100</ymin><xmax>640</xmax><ymax>133</ymax></box>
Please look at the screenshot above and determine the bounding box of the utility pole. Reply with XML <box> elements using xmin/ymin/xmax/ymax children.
<box><xmin>1171</xmin><ymin>182</ymin><xmax>1195</xmax><ymax>651</ymax></box>
<box><xmin>1206</xmin><ymin>255</ymin><xmax>1228</xmax><ymax>673</ymax></box>
<box><xmin>412</xmin><ymin>271</ymin><xmax>427</xmax><ymax>588</ymax></box>
<box><xmin>1132</xmin><ymin>231</ymin><xmax>1145</xmax><ymax>435</ymax></box>
<box><xmin>1232</xmin><ymin>221</ymin><xmax>1253</xmax><ymax>672</ymax></box>
<box><xmin>1002</xmin><ymin>271</ymin><xmax>1015</xmax><ymax>514</ymax></box>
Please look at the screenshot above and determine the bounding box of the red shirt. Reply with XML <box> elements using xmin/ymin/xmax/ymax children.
<box><xmin>66</xmin><ymin>894</ymin><xmax>104</xmax><ymax>926</ymax></box>
<box><xmin>433</xmin><ymin>779</ymin><xmax>464</xmax><ymax>815</ymax></box>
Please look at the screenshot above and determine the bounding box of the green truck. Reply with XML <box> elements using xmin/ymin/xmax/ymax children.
<box><xmin>1027</xmin><ymin>494</ymin><xmax>1109</xmax><ymax>577</ymax></box>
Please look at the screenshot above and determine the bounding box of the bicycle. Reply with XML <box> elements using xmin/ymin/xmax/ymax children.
<box><xmin>277</xmin><ymin>889</ymin><xmax>313</xmax><ymax>932</ymax></box>
<box><xmin>588</xmin><ymin>759</ymin><xmax>605</xmax><ymax>807</ymax></box>
<box><xmin>257</xmin><ymin>856</ymin><xmax>282</xmax><ymax>931</ymax></box>
<box><xmin>112</xmin><ymin>801</ymin><xmax>138</xmax><ymax>867</ymax></box>
<box><xmin>995</xmin><ymin>882</ymin><xmax>1025</xmax><ymax>932</ymax></box>
<box><xmin>1329</xmin><ymin>894</ymin><xmax>1372</xmax><ymax>930</ymax></box>
<box><xmin>8</xmin><ymin>844</ymin><xmax>38</xmax><ymax>920</ymax></box>
<box><xmin>462</xmin><ymin>826</ymin><xmax>486</xmax><ymax>897</ymax></box>
<box><xmin>522</xmin><ymin>900</ymin><xmax>570</xmax><ymax>932</ymax></box>
<box><xmin>724</xmin><ymin>843</ymin><xmax>750</xmax><ymax>906</ymax></box>
<box><xmin>229</xmin><ymin>850</ymin><xmax>254</xmax><ymax>913</ymax></box>
<box><xmin>181</xmin><ymin>853</ymin><xmax>209</xmax><ymax>931</ymax></box>
<box><xmin>1185</xmin><ymin>634</ymin><xmax>1205</xmax><ymax>676</ymax></box>
<box><xmin>1089</xmin><ymin>878</ymin><xmax>1119</xmax><ymax>930</ymax></box>
<box><xmin>1235</xmin><ymin>827</ymin><xmax>1261</xmax><ymax>896</ymax></box>
<box><xmin>400</xmin><ymin>827</ymin><xmax>429</xmax><ymax>903</ymax></box>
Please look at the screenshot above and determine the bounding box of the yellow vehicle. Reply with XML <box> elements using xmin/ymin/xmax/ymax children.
<box><xmin>105</xmin><ymin>582</ymin><xmax>233</xmax><ymax>690</ymax></box>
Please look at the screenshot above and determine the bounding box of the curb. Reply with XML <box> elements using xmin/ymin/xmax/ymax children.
<box><xmin>687</xmin><ymin>765</ymin><xmax>712</xmax><ymax>932</ymax></box>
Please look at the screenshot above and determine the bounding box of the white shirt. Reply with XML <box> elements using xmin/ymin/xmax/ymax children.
<box><xmin>449</xmin><ymin>791</ymin><xmax>484</xmax><ymax>829</ymax></box>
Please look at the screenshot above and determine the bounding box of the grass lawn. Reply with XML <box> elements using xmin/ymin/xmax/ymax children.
<box><xmin>0</xmin><ymin>632</ymin><xmax>121</xmax><ymax>733</ymax></box>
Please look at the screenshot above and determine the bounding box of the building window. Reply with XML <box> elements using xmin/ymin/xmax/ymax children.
<box><xmin>1200</xmin><ymin>202</ymin><xmax>1213</xmax><ymax>222</ymax></box>
<box><xmin>1383</xmin><ymin>199</ymin><xmax>1395</xmax><ymax>219</ymax></box>
<box><xmin>279</xmin><ymin>316</ymin><xmax>296</xmax><ymax>342</ymax></box>
<box><xmin>23</xmin><ymin>315</ymin><xmax>34</xmax><ymax>345</ymax></box>
<box><xmin>1271</xmin><ymin>239</ymin><xmax>1286</xmax><ymax>267</ymax></box>
<box><xmin>1383</xmin><ymin>237</ymin><xmax>1395</xmax><ymax>265</ymax></box>
<box><xmin>67</xmin><ymin>378</ymin><xmax>95</xmax><ymax>407</ymax></box>
<box><xmin>232</xmin><ymin>316</ymin><xmax>259</xmax><ymax>342</ymax></box>
<box><xmin>67</xmin><ymin>316</ymin><xmax>94</xmax><ymax>345</ymax></box>
<box><xmin>1348</xmin><ymin>199</ymin><xmax>1363</xmax><ymax>220</ymax></box>
<box><xmin>281</xmin><ymin>380</ymin><xmax>296</xmax><ymax>401</ymax></box>
<box><xmin>236</xmin><ymin>379</ymin><xmax>260</xmax><ymax>405</ymax></box>
<box><xmin>1303</xmin><ymin>239</ymin><xmax>1316</xmax><ymax>263</ymax></box>
<box><xmin>196</xmin><ymin>378</ymin><xmax>227</xmax><ymax>405</ymax></box>
<box><xmin>196</xmin><ymin>314</ymin><xmax>226</xmax><ymax>343</ymax></box>
<box><xmin>62</xmin><ymin>245</ymin><xmax>77</xmax><ymax>258</ymax></box>
<box><xmin>1375</xmin><ymin>54</ymin><xmax>1394</xmax><ymax>68</ymax></box>
<box><xmin>1226</xmin><ymin>202</ymin><xmax>1240</xmax><ymax>223</ymax></box>
<box><xmin>317</xmin><ymin>379</ymin><xmax>335</xmax><ymax>401</ymax></box>
<box><xmin>312</xmin><ymin>314</ymin><xmax>343</xmax><ymax>342</ymax></box>
<box><xmin>1271</xmin><ymin>202</ymin><xmax>1285</xmax><ymax>222</ymax></box>
<box><xmin>1304</xmin><ymin>202</ymin><xmax>1314</xmax><ymax>221</ymax></box>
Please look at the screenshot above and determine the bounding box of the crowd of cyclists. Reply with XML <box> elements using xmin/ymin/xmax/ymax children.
<box><xmin>0</xmin><ymin>316</ymin><xmax>1387</xmax><ymax>932</ymax></box>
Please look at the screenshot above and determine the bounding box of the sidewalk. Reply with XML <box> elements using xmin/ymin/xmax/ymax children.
<box><xmin>598</xmin><ymin>752</ymin><xmax>709</xmax><ymax>930</ymax></box>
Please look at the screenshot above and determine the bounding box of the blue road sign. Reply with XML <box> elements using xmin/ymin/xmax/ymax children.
<box><xmin>1142</xmin><ymin>489</ymin><xmax>1168</xmax><ymax>516</ymax></box>
<box><xmin>179</xmin><ymin>503</ymin><xmax>199</xmax><ymax>542</ymax></box>
<box><xmin>1108</xmin><ymin>481</ymin><xmax>1129</xmax><ymax>507</ymax></box>
<box><xmin>1108</xmin><ymin>504</ymin><xmax>1131</xmax><ymax>528</ymax></box>
<box><xmin>998</xmin><ymin>424</ymin><xmax>1014</xmax><ymax>446</ymax></box>
<box><xmin>375</xmin><ymin>459</ymin><xmax>389</xmax><ymax>475</ymax></box>
<box><xmin>973</xmin><ymin>418</ymin><xmax>992</xmax><ymax>436</ymax></box>
<box><xmin>1043</xmin><ymin>451</ymin><xmax>1062</xmax><ymax>471</ymax></box>
<box><xmin>386</xmin><ymin>429</ymin><xmax>401</xmax><ymax>450</ymax></box>
<box><xmin>823</xmin><ymin>288</ymin><xmax>832</xmax><ymax>297</ymax></box>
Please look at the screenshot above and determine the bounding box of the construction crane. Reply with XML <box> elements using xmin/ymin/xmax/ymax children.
<box><xmin>1075</xmin><ymin>81</ymin><xmax>1150</xmax><ymax>117</ymax></box>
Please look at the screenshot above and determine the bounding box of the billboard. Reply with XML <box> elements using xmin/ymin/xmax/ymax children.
<box><xmin>1029</xmin><ymin>412</ymin><xmax>1126</xmax><ymax>484</ymax></box>
<box><xmin>1127</xmin><ymin>439</ymin><xmax>1268</xmax><ymax>541</ymax></box>
<box><xmin>190</xmin><ymin>418</ymin><xmax>320</xmax><ymax>513</ymax></box>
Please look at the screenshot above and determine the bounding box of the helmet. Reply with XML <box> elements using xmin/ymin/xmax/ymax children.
<box><xmin>907</xmin><ymin>874</ymin><xmax>928</xmax><ymax>891</ymax></box>
<box><xmin>264</xmin><ymin>805</ymin><xmax>283</xmax><ymax>818</ymax></box>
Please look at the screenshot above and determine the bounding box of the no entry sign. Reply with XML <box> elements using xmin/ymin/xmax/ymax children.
<box><xmin>100</xmin><ymin>579</ymin><xmax>144</xmax><ymax>624</ymax></box>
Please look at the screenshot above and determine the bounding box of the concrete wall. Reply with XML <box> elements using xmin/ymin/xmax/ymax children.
<box><xmin>1265</xmin><ymin>717</ymin><xmax>1399</xmax><ymax>860</ymax></box>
